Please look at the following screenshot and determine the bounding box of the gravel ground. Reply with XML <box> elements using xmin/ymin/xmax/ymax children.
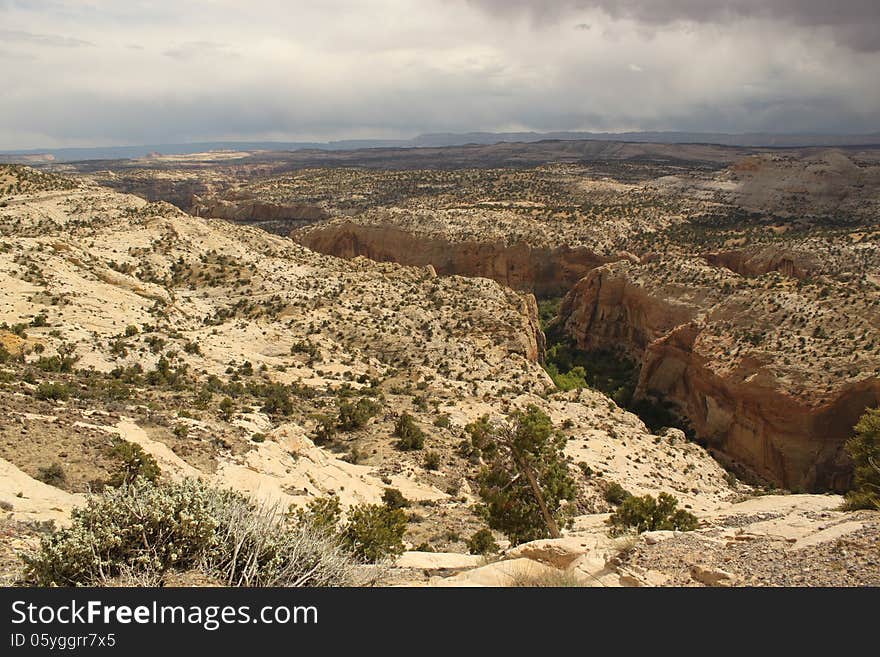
<box><xmin>619</xmin><ymin>512</ymin><xmax>880</xmax><ymax>587</ymax></box>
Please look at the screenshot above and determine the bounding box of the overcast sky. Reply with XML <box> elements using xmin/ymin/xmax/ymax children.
<box><xmin>1</xmin><ymin>0</ymin><xmax>879</xmax><ymax>149</ymax></box>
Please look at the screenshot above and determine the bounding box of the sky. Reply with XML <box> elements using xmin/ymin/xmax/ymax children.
<box><xmin>1</xmin><ymin>0</ymin><xmax>879</xmax><ymax>149</ymax></box>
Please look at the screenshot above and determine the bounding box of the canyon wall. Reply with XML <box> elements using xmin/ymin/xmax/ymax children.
<box><xmin>192</xmin><ymin>197</ymin><xmax>328</xmax><ymax>236</ymax></box>
<box><xmin>559</xmin><ymin>265</ymin><xmax>877</xmax><ymax>491</ymax></box>
<box><xmin>703</xmin><ymin>247</ymin><xmax>819</xmax><ymax>280</ymax></box>
<box><xmin>294</xmin><ymin>222</ymin><xmax>615</xmax><ymax>297</ymax></box>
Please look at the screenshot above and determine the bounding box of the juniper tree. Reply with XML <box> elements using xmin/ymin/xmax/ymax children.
<box><xmin>474</xmin><ymin>405</ymin><xmax>577</xmax><ymax>545</ymax></box>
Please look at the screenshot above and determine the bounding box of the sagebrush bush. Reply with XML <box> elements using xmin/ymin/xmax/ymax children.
<box><xmin>337</xmin><ymin>397</ymin><xmax>381</xmax><ymax>431</ymax></box>
<box><xmin>607</xmin><ymin>492</ymin><xmax>698</xmax><ymax>536</ymax></box>
<box><xmin>35</xmin><ymin>382</ymin><xmax>71</xmax><ymax>401</ymax></box>
<box><xmin>22</xmin><ymin>478</ymin><xmax>359</xmax><ymax>587</ymax></box>
<box><xmin>381</xmin><ymin>488</ymin><xmax>410</xmax><ymax>510</ymax></box>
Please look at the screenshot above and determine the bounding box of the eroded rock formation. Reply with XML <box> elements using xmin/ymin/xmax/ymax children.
<box><xmin>558</xmin><ymin>261</ymin><xmax>880</xmax><ymax>491</ymax></box>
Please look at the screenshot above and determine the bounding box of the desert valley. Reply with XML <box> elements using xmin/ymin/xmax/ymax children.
<box><xmin>0</xmin><ymin>138</ymin><xmax>877</xmax><ymax>587</ymax></box>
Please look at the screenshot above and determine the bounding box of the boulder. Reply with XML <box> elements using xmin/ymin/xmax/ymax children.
<box><xmin>396</xmin><ymin>551</ymin><xmax>483</xmax><ymax>571</ymax></box>
<box><xmin>690</xmin><ymin>564</ymin><xmax>738</xmax><ymax>587</ymax></box>
<box><xmin>504</xmin><ymin>536</ymin><xmax>593</xmax><ymax>569</ymax></box>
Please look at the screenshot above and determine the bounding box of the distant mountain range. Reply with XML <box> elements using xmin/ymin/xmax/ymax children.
<box><xmin>3</xmin><ymin>131</ymin><xmax>880</xmax><ymax>163</ymax></box>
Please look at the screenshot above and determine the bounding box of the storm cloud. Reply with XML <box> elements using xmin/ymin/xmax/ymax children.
<box><xmin>468</xmin><ymin>0</ymin><xmax>880</xmax><ymax>51</ymax></box>
<box><xmin>0</xmin><ymin>0</ymin><xmax>878</xmax><ymax>149</ymax></box>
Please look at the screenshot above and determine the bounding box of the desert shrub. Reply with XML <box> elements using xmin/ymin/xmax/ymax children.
<box><xmin>603</xmin><ymin>481</ymin><xmax>632</xmax><ymax>506</ymax></box>
<box><xmin>36</xmin><ymin>463</ymin><xmax>66</xmax><ymax>487</ymax></box>
<box><xmin>294</xmin><ymin>495</ymin><xmax>342</xmax><ymax>533</ymax></box>
<box><xmin>509</xmin><ymin>569</ymin><xmax>585</xmax><ymax>587</ymax></box>
<box><xmin>183</xmin><ymin>341</ymin><xmax>201</xmax><ymax>355</ymax></box>
<box><xmin>341</xmin><ymin>503</ymin><xmax>407</xmax><ymax>563</ymax></box>
<box><xmin>205</xmin><ymin>494</ymin><xmax>357</xmax><ymax>587</ymax></box>
<box><xmin>30</xmin><ymin>313</ymin><xmax>49</xmax><ymax>327</ymax></box>
<box><xmin>843</xmin><ymin>407</ymin><xmax>880</xmax><ymax>510</ymax></box>
<box><xmin>607</xmin><ymin>492</ymin><xmax>699</xmax><ymax>536</ymax></box>
<box><xmin>423</xmin><ymin>450</ymin><xmax>441</xmax><ymax>470</ymax></box>
<box><xmin>382</xmin><ymin>488</ymin><xmax>410</xmax><ymax>510</ymax></box>
<box><xmin>0</xmin><ymin>343</ymin><xmax>10</xmax><ymax>363</ymax></box>
<box><xmin>313</xmin><ymin>413</ymin><xmax>337</xmax><ymax>445</ymax></box>
<box><xmin>218</xmin><ymin>396</ymin><xmax>235</xmax><ymax>421</ymax></box>
<box><xmin>394</xmin><ymin>413</ymin><xmax>425</xmax><ymax>450</ymax></box>
<box><xmin>35</xmin><ymin>382</ymin><xmax>71</xmax><ymax>401</ymax></box>
<box><xmin>466</xmin><ymin>528</ymin><xmax>499</xmax><ymax>555</ymax></box>
<box><xmin>22</xmin><ymin>478</ymin><xmax>358</xmax><ymax>587</ymax></box>
<box><xmin>101</xmin><ymin>378</ymin><xmax>131</xmax><ymax>401</ymax></box>
<box><xmin>337</xmin><ymin>397</ymin><xmax>381</xmax><ymax>431</ymax></box>
<box><xmin>108</xmin><ymin>438</ymin><xmax>160</xmax><ymax>487</ymax></box>
<box><xmin>34</xmin><ymin>343</ymin><xmax>79</xmax><ymax>373</ymax></box>
<box><xmin>460</xmin><ymin>415</ymin><xmax>495</xmax><ymax>461</ymax></box>
<box><xmin>475</xmin><ymin>406</ymin><xmax>577</xmax><ymax>546</ymax></box>
<box><xmin>261</xmin><ymin>383</ymin><xmax>293</xmax><ymax>416</ymax></box>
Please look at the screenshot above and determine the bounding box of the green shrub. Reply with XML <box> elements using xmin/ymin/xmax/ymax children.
<box><xmin>394</xmin><ymin>413</ymin><xmax>425</xmax><ymax>450</ymax></box>
<box><xmin>183</xmin><ymin>341</ymin><xmax>201</xmax><ymax>355</ymax></box>
<box><xmin>607</xmin><ymin>492</ymin><xmax>699</xmax><ymax>536</ymax></box>
<box><xmin>22</xmin><ymin>479</ymin><xmax>358</xmax><ymax>587</ymax></box>
<box><xmin>466</xmin><ymin>528</ymin><xmax>499</xmax><ymax>555</ymax></box>
<box><xmin>34</xmin><ymin>343</ymin><xmax>79</xmax><ymax>373</ymax></box>
<box><xmin>382</xmin><ymin>488</ymin><xmax>410</xmax><ymax>510</ymax></box>
<box><xmin>603</xmin><ymin>481</ymin><xmax>632</xmax><ymax>506</ymax></box>
<box><xmin>341</xmin><ymin>503</ymin><xmax>407</xmax><ymax>563</ymax></box>
<box><xmin>108</xmin><ymin>439</ymin><xmax>160</xmax><ymax>487</ymax></box>
<box><xmin>313</xmin><ymin>413</ymin><xmax>337</xmax><ymax>444</ymax></box>
<box><xmin>294</xmin><ymin>495</ymin><xmax>342</xmax><ymax>534</ymax></box>
<box><xmin>35</xmin><ymin>382</ymin><xmax>72</xmax><ymax>401</ymax></box>
<box><xmin>261</xmin><ymin>383</ymin><xmax>293</xmax><ymax>416</ymax></box>
<box><xmin>460</xmin><ymin>415</ymin><xmax>495</xmax><ymax>461</ymax></box>
<box><xmin>337</xmin><ymin>397</ymin><xmax>381</xmax><ymax>431</ymax></box>
<box><xmin>843</xmin><ymin>407</ymin><xmax>880</xmax><ymax>510</ymax></box>
<box><xmin>219</xmin><ymin>396</ymin><xmax>235</xmax><ymax>421</ymax></box>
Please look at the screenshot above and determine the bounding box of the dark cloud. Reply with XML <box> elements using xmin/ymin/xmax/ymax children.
<box><xmin>467</xmin><ymin>0</ymin><xmax>880</xmax><ymax>51</ymax></box>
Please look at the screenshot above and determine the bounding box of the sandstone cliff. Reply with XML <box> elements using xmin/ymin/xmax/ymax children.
<box><xmin>558</xmin><ymin>260</ymin><xmax>880</xmax><ymax>491</ymax></box>
<box><xmin>295</xmin><ymin>221</ymin><xmax>613</xmax><ymax>297</ymax></box>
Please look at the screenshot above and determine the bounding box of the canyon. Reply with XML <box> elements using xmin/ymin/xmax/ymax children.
<box><xmin>2</xmin><ymin>139</ymin><xmax>877</xmax><ymax>587</ymax></box>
